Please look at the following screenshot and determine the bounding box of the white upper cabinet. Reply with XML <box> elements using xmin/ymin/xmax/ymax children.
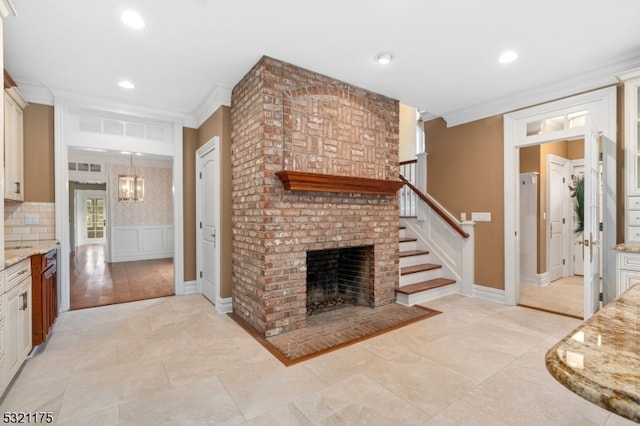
<box><xmin>4</xmin><ymin>86</ymin><xmax>27</xmax><ymax>202</ymax></box>
<box><xmin>618</xmin><ymin>68</ymin><xmax>640</xmax><ymax>242</ymax></box>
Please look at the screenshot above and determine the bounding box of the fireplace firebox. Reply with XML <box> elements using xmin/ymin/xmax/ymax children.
<box><xmin>306</xmin><ymin>245</ymin><xmax>374</xmax><ymax>315</ymax></box>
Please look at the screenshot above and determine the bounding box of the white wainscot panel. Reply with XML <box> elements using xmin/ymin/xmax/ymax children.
<box><xmin>112</xmin><ymin>225</ymin><xmax>174</xmax><ymax>262</ymax></box>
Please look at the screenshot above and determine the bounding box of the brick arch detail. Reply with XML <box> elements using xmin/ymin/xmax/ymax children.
<box><xmin>281</xmin><ymin>86</ymin><xmax>391</xmax><ymax>180</ymax></box>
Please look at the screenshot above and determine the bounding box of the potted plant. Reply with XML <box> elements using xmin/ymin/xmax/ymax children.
<box><xmin>569</xmin><ymin>174</ymin><xmax>584</xmax><ymax>234</ymax></box>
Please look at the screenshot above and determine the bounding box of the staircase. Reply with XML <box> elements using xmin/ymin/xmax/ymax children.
<box><xmin>396</xmin><ymin>226</ymin><xmax>457</xmax><ymax>306</ymax></box>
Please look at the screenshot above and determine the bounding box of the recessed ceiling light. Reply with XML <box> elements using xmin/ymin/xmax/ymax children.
<box><xmin>121</xmin><ymin>10</ymin><xmax>145</xmax><ymax>29</ymax></box>
<box><xmin>118</xmin><ymin>80</ymin><xmax>135</xmax><ymax>89</ymax></box>
<box><xmin>499</xmin><ymin>50</ymin><xmax>519</xmax><ymax>64</ymax></box>
<box><xmin>373</xmin><ymin>52</ymin><xmax>393</xmax><ymax>65</ymax></box>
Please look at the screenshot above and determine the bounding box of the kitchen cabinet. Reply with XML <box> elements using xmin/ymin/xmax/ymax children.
<box><xmin>4</xmin><ymin>85</ymin><xmax>27</xmax><ymax>202</ymax></box>
<box><xmin>3</xmin><ymin>259</ymin><xmax>31</xmax><ymax>388</ymax></box>
<box><xmin>618</xmin><ymin>67</ymin><xmax>640</xmax><ymax>241</ymax></box>
<box><xmin>616</xmin><ymin>67</ymin><xmax>640</xmax><ymax>295</ymax></box>
<box><xmin>31</xmin><ymin>248</ymin><xmax>58</xmax><ymax>346</ymax></box>
<box><xmin>616</xmin><ymin>250</ymin><xmax>640</xmax><ymax>295</ymax></box>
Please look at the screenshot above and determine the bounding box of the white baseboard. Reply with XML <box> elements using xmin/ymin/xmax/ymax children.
<box><xmin>473</xmin><ymin>284</ymin><xmax>506</xmax><ymax>304</ymax></box>
<box><xmin>216</xmin><ymin>297</ymin><xmax>233</xmax><ymax>314</ymax></box>
<box><xmin>179</xmin><ymin>280</ymin><xmax>198</xmax><ymax>295</ymax></box>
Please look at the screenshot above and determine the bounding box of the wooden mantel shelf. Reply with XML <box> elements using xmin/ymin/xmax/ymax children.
<box><xmin>276</xmin><ymin>171</ymin><xmax>404</xmax><ymax>195</ymax></box>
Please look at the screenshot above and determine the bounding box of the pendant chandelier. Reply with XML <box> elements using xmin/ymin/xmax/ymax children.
<box><xmin>118</xmin><ymin>155</ymin><xmax>144</xmax><ymax>202</ymax></box>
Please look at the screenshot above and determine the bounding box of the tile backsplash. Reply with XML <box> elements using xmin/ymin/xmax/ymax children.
<box><xmin>4</xmin><ymin>202</ymin><xmax>55</xmax><ymax>241</ymax></box>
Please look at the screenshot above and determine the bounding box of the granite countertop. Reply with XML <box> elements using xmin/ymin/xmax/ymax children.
<box><xmin>545</xmin><ymin>284</ymin><xmax>640</xmax><ymax>422</ymax></box>
<box><xmin>614</xmin><ymin>243</ymin><xmax>640</xmax><ymax>253</ymax></box>
<box><xmin>4</xmin><ymin>240</ymin><xmax>60</xmax><ymax>268</ymax></box>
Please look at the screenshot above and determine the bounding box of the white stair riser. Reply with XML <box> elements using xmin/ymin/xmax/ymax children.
<box><xmin>399</xmin><ymin>240</ymin><xmax>417</xmax><ymax>252</ymax></box>
<box><xmin>399</xmin><ymin>269</ymin><xmax>442</xmax><ymax>286</ymax></box>
<box><xmin>396</xmin><ymin>283</ymin><xmax>457</xmax><ymax>306</ymax></box>
<box><xmin>399</xmin><ymin>228</ymin><xmax>406</xmax><ymax>239</ymax></box>
<box><xmin>399</xmin><ymin>254</ymin><xmax>430</xmax><ymax>268</ymax></box>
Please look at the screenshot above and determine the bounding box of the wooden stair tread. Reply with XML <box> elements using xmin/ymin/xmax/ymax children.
<box><xmin>399</xmin><ymin>237</ymin><xmax>417</xmax><ymax>243</ymax></box>
<box><xmin>399</xmin><ymin>249</ymin><xmax>429</xmax><ymax>258</ymax></box>
<box><xmin>396</xmin><ymin>278</ymin><xmax>456</xmax><ymax>294</ymax></box>
<box><xmin>400</xmin><ymin>263</ymin><xmax>442</xmax><ymax>275</ymax></box>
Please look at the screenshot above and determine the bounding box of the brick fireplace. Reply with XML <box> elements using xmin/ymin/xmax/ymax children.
<box><xmin>231</xmin><ymin>56</ymin><xmax>401</xmax><ymax>337</ymax></box>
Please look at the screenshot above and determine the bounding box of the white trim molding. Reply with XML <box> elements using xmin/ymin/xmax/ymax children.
<box><xmin>0</xmin><ymin>0</ymin><xmax>16</xmax><ymax>18</ymax></box>
<box><xmin>55</xmin><ymin>100</ymin><xmax>185</xmax><ymax>311</ymax></box>
<box><xmin>181</xmin><ymin>280</ymin><xmax>198</xmax><ymax>295</ymax></box>
<box><xmin>472</xmin><ymin>285</ymin><xmax>505</xmax><ymax>304</ymax></box>
<box><xmin>444</xmin><ymin>55</ymin><xmax>640</xmax><ymax>127</ymax></box>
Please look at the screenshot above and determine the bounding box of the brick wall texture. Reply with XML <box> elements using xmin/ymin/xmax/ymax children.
<box><xmin>230</xmin><ymin>56</ymin><xmax>400</xmax><ymax>337</ymax></box>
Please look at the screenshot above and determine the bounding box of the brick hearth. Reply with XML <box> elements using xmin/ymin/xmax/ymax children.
<box><xmin>231</xmin><ymin>56</ymin><xmax>400</xmax><ymax>337</ymax></box>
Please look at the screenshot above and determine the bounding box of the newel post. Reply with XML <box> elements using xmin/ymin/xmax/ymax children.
<box><xmin>415</xmin><ymin>152</ymin><xmax>427</xmax><ymax>221</ymax></box>
<box><xmin>461</xmin><ymin>221</ymin><xmax>475</xmax><ymax>296</ymax></box>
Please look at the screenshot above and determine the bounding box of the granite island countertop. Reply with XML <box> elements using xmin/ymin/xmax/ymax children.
<box><xmin>545</xmin><ymin>284</ymin><xmax>640</xmax><ymax>422</ymax></box>
<box><xmin>4</xmin><ymin>240</ymin><xmax>59</xmax><ymax>268</ymax></box>
<box><xmin>614</xmin><ymin>243</ymin><xmax>640</xmax><ymax>253</ymax></box>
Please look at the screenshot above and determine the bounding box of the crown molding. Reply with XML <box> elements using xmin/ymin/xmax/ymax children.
<box><xmin>14</xmin><ymin>80</ymin><xmax>54</xmax><ymax>106</ymax></box>
<box><xmin>442</xmin><ymin>54</ymin><xmax>640</xmax><ymax>127</ymax></box>
<box><xmin>190</xmin><ymin>84</ymin><xmax>232</xmax><ymax>128</ymax></box>
<box><xmin>0</xmin><ymin>0</ymin><xmax>16</xmax><ymax>18</ymax></box>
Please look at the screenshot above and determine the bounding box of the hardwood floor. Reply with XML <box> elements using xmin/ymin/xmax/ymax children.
<box><xmin>70</xmin><ymin>244</ymin><xmax>174</xmax><ymax>310</ymax></box>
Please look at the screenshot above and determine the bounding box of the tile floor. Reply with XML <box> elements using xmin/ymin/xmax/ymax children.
<box><xmin>1</xmin><ymin>294</ymin><xmax>635</xmax><ymax>425</ymax></box>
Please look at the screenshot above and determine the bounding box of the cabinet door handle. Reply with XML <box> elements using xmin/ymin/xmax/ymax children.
<box><xmin>15</xmin><ymin>182</ymin><xmax>20</xmax><ymax>194</ymax></box>
<box><xmin>20</xmin><ymin>292</ymin><xmax>28</xmax><ymax>310</ymax></box>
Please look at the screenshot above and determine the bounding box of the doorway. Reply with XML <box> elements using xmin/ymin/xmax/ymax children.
<box><xmin>503</xmin><ymin>86</ymin><xmax>617</xmax><ymax>320</ymax></box>
<box><xmin>54</xmin><ymin>105</ymin><xmax>184</xmax><ymax>313</ymax></box>
<box><xmin>66</xmin><ymin>155</ymin><xmax>177</xmax><ymax>310</ymax></box>
<box><xmin>517</xmin><ymin>141</ymin><xmax>586</xmax><ymax>318</ymax></box>
<box><xmin>77</xmin><ymin>190</ymin><xmax>106</xmax><ymax>246</ymax></box>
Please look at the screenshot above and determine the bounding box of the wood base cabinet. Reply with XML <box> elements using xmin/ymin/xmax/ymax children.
<box><xmin>31</xmin><ymin>248</ymin><xmax>58</xmax><ymax>347</ymax></box>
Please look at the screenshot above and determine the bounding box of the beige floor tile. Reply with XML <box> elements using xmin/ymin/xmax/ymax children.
<box><xmin>57</xmin><ymin>359</ymin><xmax>171</xmax><ymax>423</ymax></box>
<box><xmin>218</xmin><ymin>358</ymin><xmax>325</xmax><ymax>420</ymax></box>
<box><xmin>57</xmin><ymin>407</ymin><xmax>120</xmax><ymax>426</ymax></box>
<box><xmin>363</xmin><ymin>351</ymin><xmax>476</xmax><ymax>417</ymax></box>
<box><xmin>416</xmin><ymin>333</ymin><xmax>517</xmax><ymax>383</ymax></box>
<box><xmin>302</xmin><ymin>342</ymin><xmax>386</xmax><ymax>385</ymax></box>
<box><xmin>1</xmin><ymin>293</ymin><xmax>630</xmax><ymax>425</ymax></box>
<box><xmin>119</xmin><ymin>376</ymin><xmax>244</xmax><ymax>425</ymax></box>
<box><xmin>294</xmin><ymin>373</ymin><xmax>430</xmax><ymax>425</ymax></box>
<box><xmin>240</xmin><ymin>403</ymin><xmax>314</xmax><ymax>426</ymax></box>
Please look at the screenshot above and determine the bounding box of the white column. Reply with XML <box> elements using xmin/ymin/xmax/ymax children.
<box><xmin>461</xmin><ymin>221</ymin><xmax>475</xmax><ymax>296</ymax></box>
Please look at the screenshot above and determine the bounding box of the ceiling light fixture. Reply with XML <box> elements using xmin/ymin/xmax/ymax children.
<box><xmin>118</xmin><ymin>155</ymin><xmax>145</xmax><ymax>202</ymax></box>
<box><xmin>118</xmin><ymin>80</ymin><xmax>135</xmax><ymax>89</ymax></box>
<box><xmin>373</xmin><ymin>52</ymin><xmax>393</xmax><ymax>65</ymax></box>
<box><xmin>121</xmin><ymin>9</ymin><xmax>145</xmax><ymax>29</ymax></box>
<box><xmin>499</xmin><ymin>50</ymin><xmax>519</xmax><ymax>64</ymax></box>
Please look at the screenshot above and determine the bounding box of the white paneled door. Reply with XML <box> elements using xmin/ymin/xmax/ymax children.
<box><xmin>583</xmin><ymin>119</ymin><xmax>601</xmax><ymax>318</ymax></box>
<box><xmin>196</xmin><ymin>138</ymin><xmax>220</xmax><ymax>307</ymax></box>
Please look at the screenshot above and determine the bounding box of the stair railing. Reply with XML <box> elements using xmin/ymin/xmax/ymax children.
<box><xmin>398</xmin><ymin>164</ymin><xmax>475</xmax><ymax>296</ymax></box>
<box><xmin>399</xmin><ymin>160</ymin><xmax>418</xmax><ymax>217</ymax></box>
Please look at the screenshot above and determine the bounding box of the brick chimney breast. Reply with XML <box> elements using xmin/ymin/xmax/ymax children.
<box><xmin>231</xmin><ymin>56</ymin><xmax>400</xmax><ymax>337</ymax></box>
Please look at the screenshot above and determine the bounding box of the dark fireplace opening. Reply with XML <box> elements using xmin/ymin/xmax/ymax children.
<box><xmin>306</xmin><ymin>245</ymin><xmax>374</xmax><ymax>315</ymax></box>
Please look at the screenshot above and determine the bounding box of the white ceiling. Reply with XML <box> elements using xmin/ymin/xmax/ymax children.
<box><xmin>4</xmin><ymin>0</ymin><xmax>640</xmax><ymax>128</ymax></box>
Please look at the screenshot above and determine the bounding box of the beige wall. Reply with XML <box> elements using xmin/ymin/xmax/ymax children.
<box><xmin>23</xmin><ymin>103</ymin><xmax>54</xmax><ymax>202</ymax></box>
<box><xmin>181</xmin><ymin>106</ymin><xmax>233</xmax><ymax>298</ymax></box>
<box><xmin>424</xmin><ymin>116</ymin><xmax>505</xmax><ymax>290</ymax></box>
<box><xmin>399</xmin><ymin>103</ymin><xmax>417</xmax><ymax>162</ymax></box>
